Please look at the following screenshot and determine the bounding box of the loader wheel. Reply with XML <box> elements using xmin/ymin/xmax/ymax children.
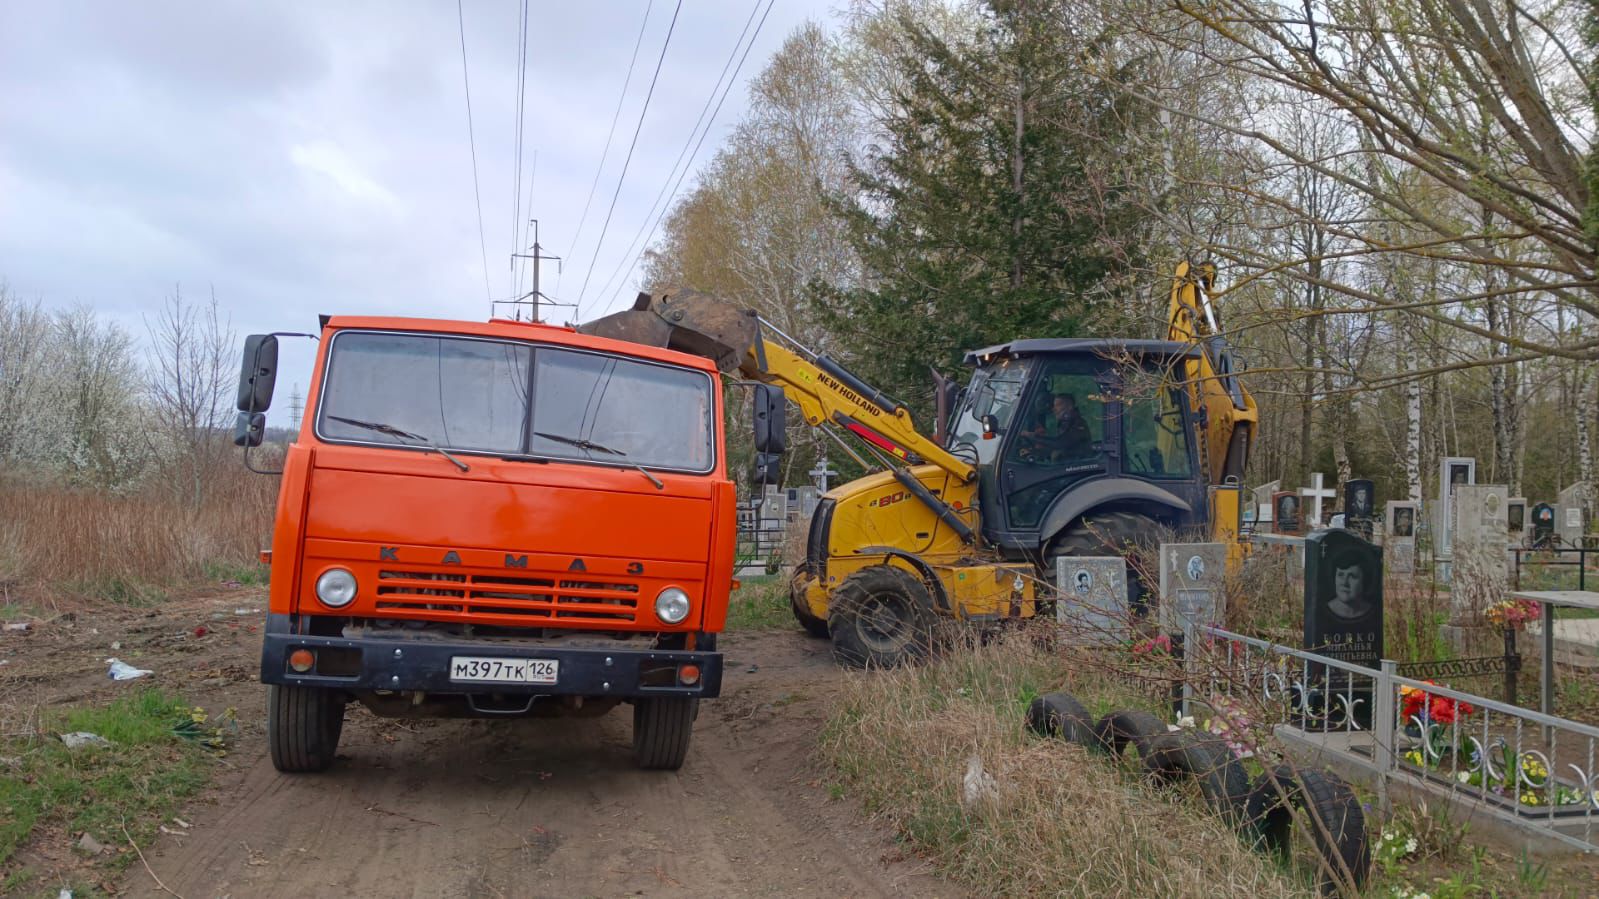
<box><xmin>1047</xmin><ymin>511</ymin><xmax>1162</xmax><ymax>616</ymax></box>
<box><xmin>788</xmin><ymin>564</ymin><xmax>829</xmax><ymax>639</ymax></box>
<box><xmin>268</xmin><ymin>684</ymin><xmax>345</xmax><ymax>773</ymax></box>
<box><xmin>633</xmin><ymin>696</ymin><xmax>697</xmax><ymax>770</ymax></box>
<box><xmin>828</xmin><ymin>565</ymin><xmax>937</xmax><ymax>669</ymax></box>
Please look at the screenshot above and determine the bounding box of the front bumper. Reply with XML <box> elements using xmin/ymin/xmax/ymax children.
<box><xmin>261</xmin><ymin>622</ymin><xmax>723</xmax><ymax>699</ymax></box>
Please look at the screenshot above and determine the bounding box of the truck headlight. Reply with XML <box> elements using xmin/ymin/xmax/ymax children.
<box><xmin>315</xmin><ymin>568</ymin><xmax>358</xmax><ymax>608</ymax></box>
<box><xmin>654</xmin><ymin>587</ymin><xmax>691</xmax><ymax>624</ymax></box>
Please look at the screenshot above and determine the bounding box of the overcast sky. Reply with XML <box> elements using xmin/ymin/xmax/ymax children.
<box><xmin>0</xmin><ymin>0</ymin><xmax>836</xmax><ymax>408</ymax></box>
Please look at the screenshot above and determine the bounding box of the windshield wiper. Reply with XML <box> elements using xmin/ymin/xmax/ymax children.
<box><xmin>328</xmin><ymin>415</ymin><xmax>470</xmax><ymax>473</ymax></box>
<box><xmin>532</xmin><ymin>431</ymin><xmax>663</xmax><ymax>490</ymax></box>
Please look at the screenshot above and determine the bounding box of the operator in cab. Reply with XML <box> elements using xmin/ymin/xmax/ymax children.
<box><xmin>1018</xmin><ymin>391</ymin><xmax>1091</xmax><ymax>462</ymax></box>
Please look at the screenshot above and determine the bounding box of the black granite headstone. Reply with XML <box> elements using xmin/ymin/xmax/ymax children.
<box><xmin>1532</xmin><ymin>502</ymin><xmax>1556</xmax><ymax>549</ymax></box>
<box><xmin>1343</xmin><ymin>478</ymin><xmax>1375</xmax><ymax>540</ymax></box>
<box><xmin>1273</xmin><ymin>490</ymin><xmax>1302</xmax><ymax>535</ymax></box>
<box><xmin>1303</xmin><ymin>529</ymin><xmax>1383</xmax><ymax>727</ymax></box>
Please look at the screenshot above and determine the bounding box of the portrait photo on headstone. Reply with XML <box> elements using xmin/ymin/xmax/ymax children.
<box><xmin>1393</xmin><ymin>506</ymin><xmax>1414</xmax><ymax>537</ymax></box>
<box><xmin>1274</xmin><ymin>491</ymin><xmax>1301</xmax><ymax>533</ymax></box>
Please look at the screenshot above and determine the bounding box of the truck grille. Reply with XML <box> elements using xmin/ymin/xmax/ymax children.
<box><xmin>374</xmin><ymin>569</ymin><xmax>640</xmax><ymax>624</ymax></box>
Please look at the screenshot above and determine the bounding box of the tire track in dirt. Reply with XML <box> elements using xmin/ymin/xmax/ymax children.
<box><xmin>120</xmin><ymin>630</ymin><xmax>953</xmax><ymax>898</ymax></box>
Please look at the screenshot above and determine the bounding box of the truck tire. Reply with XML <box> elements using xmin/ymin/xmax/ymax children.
<box><xmin>633</xmin><ymin>696</ymin><xmax>696</xmax><ymax>770</ymax></box>
<box><xmin>1244</xmin><ymin>765</ymin><xmax>1370</xmax><ymax>893</ymax></box>
<box><xmin>1046</xmin><ymin>511</ymin><xmax>1160</xmax><ymax>615</ymax></box>
<box><xmin>1093</xmin><ymin>709</ymin><xmax>1168</xmax><ymax>760</ymax></box>
<box><xmin>788</xmin><ymin>564</ymin><xmax>829</xmax><ymax>638</ymax></box>
<box><xmin>827</xmin><ymin>565</ymin><xmax>937</xmax><ymax>669</ymax></box>
<box><xmin>268</xmin><ymin>684</ymin><xmax>345</xmax><ymax>773</ymax></box>
<box><xmin>1141</xmin><ymin>733</ymin><xmax>1251</xmax><ymax>825</ymax></box>
<box><xmin>1026</xmin><ymin>691</ymin><xmax>1096</xmax><ymax>747</ymax></box>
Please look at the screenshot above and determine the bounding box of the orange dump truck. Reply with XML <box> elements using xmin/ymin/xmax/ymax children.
<box><xmin>234</xmin><ymin>316</ymin><xmax>735</xmax><ymax>772</ymax></box>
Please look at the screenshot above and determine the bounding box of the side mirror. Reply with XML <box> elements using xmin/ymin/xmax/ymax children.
<box><xmin>980</xmin><ymin>413</ymin><xmax>999</xmax><ymax>439</ymax></box>
<box><xmin>233</xmin><ymin>411</ymin><xmax>266</xmax><ymax>448</ymax></box>
<box><xmin>236</xmin><ymin>334</ymin><xmax>279</xmax><ymax>412</ymax></box>
<box><xmin>753</xmin><ymin>452</ymin><xmax>781</xmax><ymax>485</ymax></box>
<box><xmin>753</xmin><ymin>384</ymin><xmax>787</xmax><ymax>454</ymax></box>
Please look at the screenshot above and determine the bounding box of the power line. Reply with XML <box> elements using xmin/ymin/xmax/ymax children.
<box><xmin>593</xmin><ymin>0</ymin><xmax>774</xmax><ymax>312</ymax></box>
<box><xmin>574</xmin><ymin>0</ymin><xmax>684</xmax><ymax>317</ymax></box>
<box><xmin>456</xmin><ymin>0</ymin><xmax>491</xmax><ymax>303</ymax></box>
<box><xmin>559</xmin><ymin>0</ymin><xmax>656</xmax><ymax>295</ymax></box>
<box><xmin>508</xmin><ymin>0</ymin><xmax>530</xmax><ymax>298</ymax></box>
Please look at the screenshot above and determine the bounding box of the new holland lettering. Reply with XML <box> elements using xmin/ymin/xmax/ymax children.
<box><xmin>817</xmin><ymin>372</ymin><xmax>879</xmax><ymax>417</ymax></box>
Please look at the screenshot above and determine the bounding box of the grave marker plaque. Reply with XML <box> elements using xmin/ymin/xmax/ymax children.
<box><xmin>1507</xmin><ymin>497</ymin><xmax>1526</xmax><ymax>545</ymax></box>
<box><xmin>1558</xmin><ymin>484</ymin><xmax>1588</xmax><ymax>546</ymax></box>
<box><xmin>1344</xmin><ymin>478</ymin><xmax>1376</xmax><ymax>540</ymax></box>
<box><xmin>1055</xmin><ymin>556</ymin><xmax>1129</xmax><ymax>645</ymax></box>
<box><xmin>1384</xmin><ymin>500</ymin><xmax>1418</xmax><ymax>575</ymax></box>
<box><xmin>1451</xmin><ymin>485</ymin><xmax>1509</xmax><ymax>622</ymax></box>
<box><xmin>1532</xmin><ymin>502</ymin><xmax>1556</xmax><ymax>549</ymax></box>
<box><xmin>1437</xmin><ymin>457</ymin><xmax>1476</xmax><ymax>559</ymax></box>
<box><xmin>1158</xmin><ymin>543</ymin><xmax>1227</xmax><ymax>635</ymax></box>
<box><xmin>1305</xmin><ymin>530</ymin><xmax>1384</xmax><ymax>727</ymax></box>
<box><xmin>1273</xmin><ymin>491</ymin><xmax>1303</xmax><ymax>535</ymax></box>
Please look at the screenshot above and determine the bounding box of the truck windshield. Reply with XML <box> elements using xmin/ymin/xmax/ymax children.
<box><xmin>949</xmin><ymin>356</ymin><xmax>1031</xmax><ymax>465</ymax></box>
<box><xmin>317</xmin><ymin>331</ymin><xmax>715</xmax><ymax>473</ymax></box>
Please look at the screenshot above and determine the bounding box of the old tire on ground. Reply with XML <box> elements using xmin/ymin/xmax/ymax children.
<box><xmin>1026</xmin><ymin>691</ymin><xmax>1096</xmax><ymax>747</ymax></box>
<box><xmin>1046</xmin><ymin>511</ymin><xmax>1162</xmax><ymax>618</ymax></box>
<box><xmin>788</xmin><ymin>564</ymin><xmax>829</xmax><ymax>639</ymax></box>
<box><xmin>1244</xmin><ymin>765</ymin><xmax>1371</xmax><ymax>894</ymax></box>
<box><xmin>1093</xmin><ymin>709</ymin><xmax>1169</xmax><ymax>760</ymax></box>
<box><xmin>268</xmin><ymin>684</ymin><xmax>345</xmax><ymax>773</ymax></box>
<box><xmin>1140</xmin><ymin>732</ymin><xmax>1252</xmax><ymax>825</ymax></box>
<box><xmin>827</xmin><ymin>565</ymin><xmax>938</xmax><ymax>669</ymax></box>
<box><xmin>633</xmin><ymin>696</ymin><xmax>697</xmax><ymax>770</ymax></box>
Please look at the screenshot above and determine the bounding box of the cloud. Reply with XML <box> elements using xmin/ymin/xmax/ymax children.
<box><xmin>289</xmin><ymin>140</ymin><xmax>402</xmax><ymax>212</ymax></box>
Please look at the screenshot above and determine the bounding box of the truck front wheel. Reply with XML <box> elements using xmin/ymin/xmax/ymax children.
<box><xmin>633</xmin><ymin>696</ymin><xmax>696</xmax><ymax>770</ymax></box>
<box><xmin>268</xmin><ymin>685</ymin><xmax>345</xmax><ymax>773</ymax></box>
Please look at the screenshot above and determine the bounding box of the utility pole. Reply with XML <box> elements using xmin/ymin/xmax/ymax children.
<box><xmin>506</xmin><ymin>219</ymin><xmax>562</xmax><ymax>322</ymax></box>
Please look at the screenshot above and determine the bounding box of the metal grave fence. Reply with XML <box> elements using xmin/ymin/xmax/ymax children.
<box><xmin>1185</xmin><ymin>623</ymin><xmax>1599</xmax><ymax>851</ymax></box>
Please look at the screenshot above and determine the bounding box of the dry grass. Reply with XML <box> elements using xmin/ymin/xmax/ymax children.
<box><xmin>0</xmin><ymin>463</ymin><xmax>275</xmax><ymax>607</ymax></box>
<box><xmin>820</xmin><ymin>634</ymin><xmax>1315</xmax><ymax>898</ymax></box>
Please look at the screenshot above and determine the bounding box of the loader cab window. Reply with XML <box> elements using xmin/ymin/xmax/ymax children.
<box><xmin>949</xmin><ymin>356</ymin><xmax>1031</xmax><ymax>465</ymax></box>
<box><xmin>999</xmin><ymin>361</ymin><xmax>1109</xmax><ymax>529</ymax></box>
<box><xmin>1119</xmin><ymin>379</ymin><xmax>1194</xmax><ymax>480</ymax></box>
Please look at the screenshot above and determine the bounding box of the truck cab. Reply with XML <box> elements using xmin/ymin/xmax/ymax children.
<box><xmin>236</xmin><ymin>316</ymin><xmax>736</xmax><ymax>772</ymax></box>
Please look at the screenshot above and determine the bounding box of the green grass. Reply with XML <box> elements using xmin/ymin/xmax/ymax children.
<box><xmin>724</xmin><ymin>576</ymin><xmax>793</xmax><ymax>631</ymax></box>
<box><xmin>0</xmin><ymin>689</ymin><xmax>217</xmax><ymax>873</ymax></box>
<box><xmin>202</xmin><ymin>560</ymin><xmax>269</xmax><ymax>587</ymax></box>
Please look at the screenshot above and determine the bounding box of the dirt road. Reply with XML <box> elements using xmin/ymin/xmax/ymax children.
<box><xmin>2</xmin><ymin>591</ymin><xmax>950</xmax><ymax>898</ymax></box>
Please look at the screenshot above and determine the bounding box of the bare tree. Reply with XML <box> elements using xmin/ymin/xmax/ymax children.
<box><xmin>145</xmin><ymin>286</ymin><xmax>235</xmax><ymax>506</ymax></box>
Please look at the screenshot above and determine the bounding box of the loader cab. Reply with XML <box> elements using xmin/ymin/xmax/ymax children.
<box><xmin>948</xmin><ymin>340</ymin><xmax>1209</xmax><ymax>552</ymax></box>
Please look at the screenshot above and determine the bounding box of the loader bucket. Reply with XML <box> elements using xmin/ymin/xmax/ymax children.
<box><xmin>577</xmin><ymin>288</ymin><xmax>757</xmax><ymax>374</ymax></box>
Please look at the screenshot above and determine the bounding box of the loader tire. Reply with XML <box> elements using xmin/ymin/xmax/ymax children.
<box><xmin>1243</xmin><ymin>765</ymin><xmax>1371</xmax><ymax>894</ymax></box>
<box><xmin>268</xmin><ymin>684</ymin><xmax>345</xmax><ymax>773</ymax></box>
<box><xmin>632</xmin><ymin>696</ymin><xmax>697</xmax><ymax>770</ymax></box>
<box><xmin>1093</xmin><ymin>709</ymin><xmax>1169</xmax><ymax>760</ymax></box>
<box><xmin>788</xmin><ymin>564</ymin><xmax>829</xmax><ymax>639</ymax></box>
<box><xmin>1026</xmin><ymin>691</ymin><xmax>1096</xmax><ymax>747</ymax></box>
<box><xmin>1046</xmin><ymin>511</ymin><xmax>1161</xmax><ymax>617</ymax></box>
<box><xmin>828</xmin><ymin>565</ymin><xmax>937</xmax><ymax>669</ymax></box>
<box><xmin>1141</xmin><ymin>732</ymin><xmax>1252</xmax><ymax>825</ymax></box>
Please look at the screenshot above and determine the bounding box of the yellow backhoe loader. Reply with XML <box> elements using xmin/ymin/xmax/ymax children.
<box><xmin>580</xmin><ymin>262</ymin><xmax>1257</xmax><ymax>667</ymax></box>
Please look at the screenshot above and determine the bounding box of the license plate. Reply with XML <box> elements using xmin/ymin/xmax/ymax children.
<box><xmin>449</xmin><ymin>656</ymin><xmax>559</xmax><ymax>685</ymax></box>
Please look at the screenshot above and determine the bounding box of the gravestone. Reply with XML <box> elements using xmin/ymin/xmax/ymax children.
<box><xmin>1055</xmin><ymin>556</ymin><xmax>1130</xmax><ymax>644</ymax></box>
<box><xmin>1436</xmin><ymin>457</ymin><xmax>1476</xmax><ymax>559</ymax></box>
<box><xmin>1253</xmin><ymin>480</ymin><xmax>1280</xmax><ymax>528</ymax></box>
<box><xmin>1532</xmin><ymin>502</ymin><xmax>1557</xmax><ymax>549</ymax></box>
<box><xmin>1301</xmin><ymin>472</ymin><xmax>1336</xmax><ymax>527</ymax></box>
<box><xmin>1558</xmin><ymin>483</ymin><xmax>1588</xmax><ymax>547</ymax></box>
<box><xmin>1304</xmin><ymin>529</ymin><xmax>1384</xmax><ymax>727</ymax></box>
<box><xmin>1273</xmin><ymin>491</ymin><xmax>1303</xmax><ymax>535</ymax></box>
<box><xmin>1451</xmin><ymin>485</ymin><xmax>1510</xmax><ymax>624</ymax></box>
<box><xmin>1157</xmin><ymin>542</ymin><xmax>1227</xmax><ymax>635</ymax></box>
<box><xmin>1344</xmin><ymin>478</ymin><xmax>1376</xmax><ymax>540</ymax></box>
<box><xmin>1385</xmin><ymin>500</ymin><xmax>1418</xmax><ymax>575</ymax></box>
<box><xmin>1507</xmin><ymin>497</ymin><xmax>1527</xmax><ymax>546</ymax></box>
